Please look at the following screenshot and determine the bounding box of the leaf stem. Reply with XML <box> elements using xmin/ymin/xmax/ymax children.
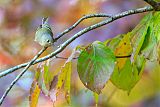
<box><xmin>116</xmin><ymin>55</ymin><xmax>131</xmax><ymax>58</ymax></box>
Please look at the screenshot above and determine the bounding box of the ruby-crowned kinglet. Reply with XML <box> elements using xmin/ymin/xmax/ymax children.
<box><xmin>35</xmin><ymin>17</ymin><xmax>54</xmax><ymax>47</ymax></box>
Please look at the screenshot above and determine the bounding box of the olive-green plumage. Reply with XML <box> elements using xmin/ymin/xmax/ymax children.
<box><xmin>35</xmin><ymin>17</ymin><xmax>54</xmax><ymax>47</ymax></box>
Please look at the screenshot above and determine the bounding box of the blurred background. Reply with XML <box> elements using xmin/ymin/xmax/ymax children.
<box><xmin>0</xmin><ymin>0</ymin><xmax>159</xmax><ymax>107</ymax></box>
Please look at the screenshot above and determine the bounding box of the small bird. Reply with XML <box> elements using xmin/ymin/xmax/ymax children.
<box><xmin>35</xmin><ymin>17</ymin><xmax>55</xmax><ymax>47</ymax></box>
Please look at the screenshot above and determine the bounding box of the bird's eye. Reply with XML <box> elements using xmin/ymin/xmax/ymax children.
<box><xmin>47</xmin><ymin>40</ymin><xmax>50</xmax><ymax>43</ymax></box>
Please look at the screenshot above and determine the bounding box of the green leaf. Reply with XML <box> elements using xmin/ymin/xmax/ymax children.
<box><xmin>109</xmin><ymin>12</ymin><xmax>160</xmax><ymax>92</ymax></box>
<box><xmin>111</xmin><ymin>55</ymin><xmax>146</xmax><ymax>92</ymax></box>
<box><xmin>158</xmin><ymin>43</ymin><xmax>160</xmax><ymax>62</ymax></box>
<box><xmin>43</xmin><ymin>64</ymin><xmax>50</xmax><ymax>89</ymax></box>
<box><xmin>130</xmin><ymin>21</ymin><xmax>149</xmax><ymax>62</ymax></box>
<box><xmin>105</xmin><ymin>34</ymin><xmax>124</xmax><ymax>51</ymax></box>
<box><xmin>130</xmin><ymin>12</ymin><xmax>160</xmax><ymax>62</ymax></box>
<box><xmin>139</xmin><ymin>13</ymin><xmax>160</xmax><ymax>61</ymax></box>
<box><xmin>107</xmin><ymin>32</ymin><xmax>144</xmax><ymax>92</ymax></box>
<box><xmin>77</xmin><ymin>41</ymin><xmax>116</xmax><ymax>94</ymax></box>
<box><xmin>41</xmin><ymin>62</ymin><xmax>54</xmax><ymax>95</ymax></box>
<box><xmin>129</xmin><ymin>13</ymin><xmax>153</xmax><ymax>62</ymax></box>
<box><xmin>140</xmin><ymin>27</ymin><xmax>152</xmax><ymax>52</ymax></box>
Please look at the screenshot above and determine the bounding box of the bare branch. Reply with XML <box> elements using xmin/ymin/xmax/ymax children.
<box><xmin>144</xmin><ymin>0</ymin><xmax>160</xmax><ymax>10</ymax></box>
<box><xmin>0</xmin><ymin>47</ymin><xmax>47</xmax><ymax>105</ymax></box>
<box><xmin>0</xmin><ymin>6</ymin><xmax>154</xmax><ymax>78</ymax></box>
<box><xmin>54</xmin><ymin>13</ymin><xmax>112</xmax><ymax>41</ymax></box>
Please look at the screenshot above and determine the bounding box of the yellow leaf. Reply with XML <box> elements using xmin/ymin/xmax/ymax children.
<box><xmin>114</xmin><ymin>33</ymin><xmax>132</xmax><ymax>69</ymax></box>
<box><xmin>64</xmin><ymin>62</ymin><xmax>72</xmax><ymax>104</ymax></box>
<box><xmin>56</xmin><ymin>62</ymin><xmax>71</xmax><ymax>89</ymax></box>
<box><xmin>29</xmin><ymin>81</ymin><xmax>41</xmax><ymax>107</ymax></box>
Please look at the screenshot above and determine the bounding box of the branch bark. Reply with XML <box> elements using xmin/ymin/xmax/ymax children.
<box><xmin>54</xmin><ymin>13</ymin><xmax>112</xmax><ymax>41</ymax></box>
<box><xmin>0</xmin><ymin>6</ymin><xmax>153</xmax><ymax>79</ymax></box>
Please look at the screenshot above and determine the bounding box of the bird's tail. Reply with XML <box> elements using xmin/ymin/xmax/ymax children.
<box><xmin>41</xmin><ymin>17</ymin><xmax>52</xmax><ymax>31</ymax></box>
<box><xmin>42</xmin><ymin>17</ymin><xmax>49</xmax><ymax>25</ymax></box>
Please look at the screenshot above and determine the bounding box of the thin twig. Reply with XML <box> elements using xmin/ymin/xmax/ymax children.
<box><xmin>116</xmin><ymin>55</ymin><xmax>131</xmax><ymax>58</ymax></box>
<box><xmin>0</xmin><ymin>6</ymin><xmax>154</xmax><ymax>78</ymax></box>
<box><xmin>54</xmin><ymin>13</ymin><xmax>112</xmax><ymax>41</ymax></box>
<box><xmin>0</xmin><ymin>47</ymin><xmax>47</xmax><ymax>105</ymax></box>
<box><xmin>55</xmin><ymin>55</ymin><xmax>131</xmax><ymax>60</ymax></box>
<box><xmin>55</xmin><ymin>56</ymin><xmax>78</xmax><ymax>60</ymax></box>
